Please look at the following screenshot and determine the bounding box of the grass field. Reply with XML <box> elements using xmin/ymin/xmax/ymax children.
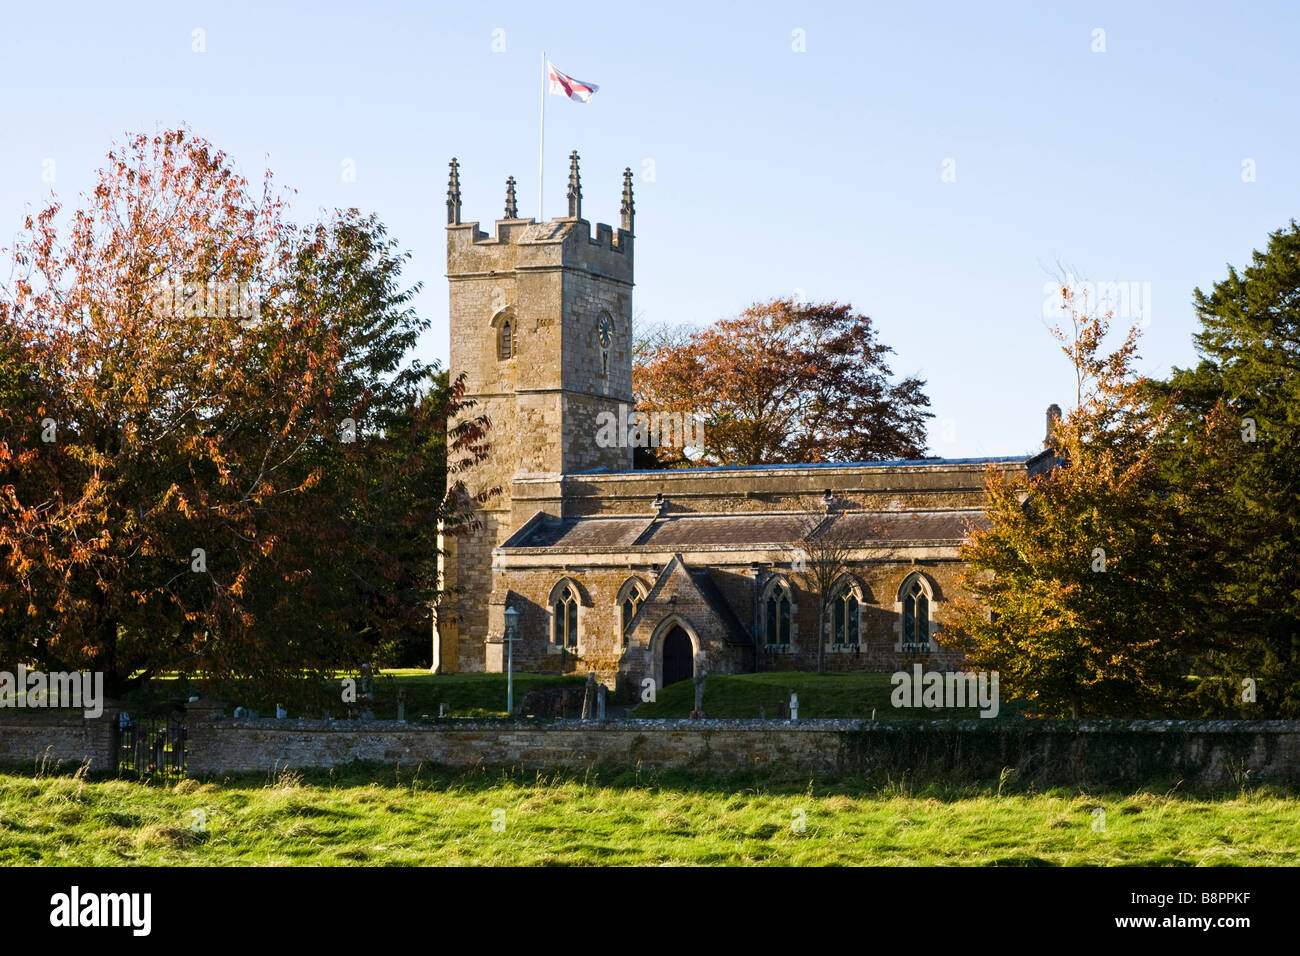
<box><xmin>2</xmin><ymin>763</ymin><xmax>1296</xmax><ymax>866</ymax></box>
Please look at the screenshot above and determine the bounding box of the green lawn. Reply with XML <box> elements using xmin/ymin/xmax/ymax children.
<box><xmin>1</xmin><ymin>764</ymin><xmax>1294</xmax><ymax>866</ymax></box>
<box><xmin>126</xmin><ymin>672</ymin><xmax>588</xmax><ymax>720</ymax></box>
<box><xmin>632</xmin><ymin>672</ymin><xmax>991</xmax><ymax>719</ymax></box>
<box><xmin>129</xmin><ymin>671</ymin><xmax>954</xmax><ymax>721</ymax></box>
<box><xmin>361</xmin><ymin>671</ymin><xmax>586</xmax><ymax>719</ymax></box>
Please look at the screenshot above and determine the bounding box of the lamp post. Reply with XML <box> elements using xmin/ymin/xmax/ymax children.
<box><xmin>503</xmin><ymin>605</ymin><xmax>519</xmax><ymax>715</ymax></box>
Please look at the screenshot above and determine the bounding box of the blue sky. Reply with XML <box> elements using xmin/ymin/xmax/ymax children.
<box><xmin>2</xmin><ymin>1</ymin><xmax>1296</xmax><ymax>457</ymax></box>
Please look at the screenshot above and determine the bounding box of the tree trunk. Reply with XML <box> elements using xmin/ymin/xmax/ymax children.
<box><xmin>816</xmin><ymin>597</ymin><xmax>827</xmax><ymax>674</ymax></box>
<box><xmin>99</xmin><ymin>616</ymin><xmax>126</xmax><ymax>698</ymax></box>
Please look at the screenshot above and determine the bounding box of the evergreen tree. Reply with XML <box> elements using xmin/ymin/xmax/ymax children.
<box><xmin>1155</xmin><ymin>221</ymin><xmax>1300</xmax><ymax>716</ymax></box>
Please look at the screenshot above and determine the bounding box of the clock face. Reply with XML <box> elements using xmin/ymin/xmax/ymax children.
<box><xmin>597</xmin><ymin>315</ymin><xmax>614</xmax><ymax>348</ymax></box>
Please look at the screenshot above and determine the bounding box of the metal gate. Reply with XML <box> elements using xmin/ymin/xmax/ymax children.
<box><xmin>116</xmin><ymin>712</ymin><xmax>186</xmax><ymax>779</ymax></box>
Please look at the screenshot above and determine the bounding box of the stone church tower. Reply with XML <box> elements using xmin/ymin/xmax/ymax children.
<box><xmin>433</xmin><ymin>153</ymin><xmax>636</xmax><ymax>673</ymax></box>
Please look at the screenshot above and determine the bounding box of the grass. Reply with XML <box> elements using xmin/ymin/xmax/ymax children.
<box><xmin>631</xmin><ymin>672</ymin><xmax>992</xmax><ymax>719</ymax></box>
<box><xmin>2</xmin><ymin>762</ymin><xmax>1296</xmax><ymax>866</ymax></box>
<box><xmin>122</xmin><ymin>670</ymin><xmax>1020</xmax><ymax>721</ymax></box>
<box><xmin>355</xmin><ymin>671</ymin><xmax>587</xmax><ymax>719</ymax></box>
<box><xmin>124</xmin><ymin>672</ymin><xmax>588</xmax><ymax>720</ymax></box>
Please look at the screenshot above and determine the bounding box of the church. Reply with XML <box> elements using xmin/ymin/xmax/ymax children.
<box><xmin>432</xmin><ymin>154</ymin><xmax>1054</xmax><ymax>697</ymax></box>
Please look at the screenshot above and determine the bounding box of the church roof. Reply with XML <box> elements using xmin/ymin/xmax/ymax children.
<box><xmin>507</xmin><ymin>516</ymin><xmax>651</xmax><ymax>550</ymax></box>
<box><xmin>577</xmin><ymin>455</ymin><xmax>1037</xmax><ymax>476</ymax></box>
<box><xmin>822</xmin><ymin>510</ymin><xmax>990</xmax><ymax>541</ymax></box>
<box><xmin>642</xmin><ymin>514</ymin><xmax>812</xmax><ymax>547</ymax></box>
<box><xmin>504</xmin><ymin>509</ymin><xmax>988</xmax><ymax>553</ymax></box>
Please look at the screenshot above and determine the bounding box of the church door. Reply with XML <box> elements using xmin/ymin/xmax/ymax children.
<box><xmin>662</xmin><ymin>626</ymin><xmax>694</xmax><ymax>687</ymax></box>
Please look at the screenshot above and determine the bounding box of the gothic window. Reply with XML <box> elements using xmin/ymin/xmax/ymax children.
<box><xmin>831</xmin><ymin>581</ymin><xmax>861</xmax><ymax>646</ymax></box>
<box><xmin>762</xmin><ymin>578</ymin><xmax>793</xmax><ymax>648</ymax></box>
<box><xmin>900</xmin><ymin>574</ymin><xmax>932</xmax><ymax>650</ymax></box>
<box><xmin>617</xmin><ymin>578</ymin><xmax>647</xmax><ymax>647</ymax></box>
<box><xmin>498</xmin><ymin>319</ymin><xmax>513</xmax><ymax>360</ymax></box>
<box><xmin>552</xmin><ymin>584</ymin><xmax>578</xmax><ymax>649</ymax></box>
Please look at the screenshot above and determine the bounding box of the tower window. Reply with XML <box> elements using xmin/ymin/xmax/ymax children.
<box><xmin>499</xmin><ymin>320</ymin><xmax>513</xmax><ymax>360</ymax></box>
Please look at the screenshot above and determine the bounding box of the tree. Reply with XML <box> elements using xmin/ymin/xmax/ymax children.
<box><xmin>1153</xmin><ymin>221</ymin><xmax>1300</xmax><ymax>716</ymax></box>
<box><xmin>0</xmin><ymin>129</ymin><xmax>490</xmax><ymax>698</ymax></box>
<box><xmin>634</xmin><ymin>298</ymin><xmax>932</xmax><ymax>466</ymax></box>
<box><xmin>946</xmin><ymin>285</ymin><xmax>1186</xmax><ymax>718</ymax></box>
<box><xmin>632</xmin><ymin>316</ymin><xmax>697</xmax><ymax>362</ymax></box>
<box><xmin>788</xmin><ymin>499</ymin><xmax>860</xmax><ymax>674</ymax></box>
<box><xmin>337</xmin><ymin>369</ymin><xmax>494</xmax><ymax>668</ymax></box>
<box><xmin>0</xmin><ymin>319</ymin><xmax>58</xmax><ymax>666</ymax></box>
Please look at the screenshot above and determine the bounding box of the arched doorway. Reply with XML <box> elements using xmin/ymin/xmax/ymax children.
<box><xmin>662</xmin><ymin>626</ymin><xmax>694</xmax><ymax>687</ymax></box>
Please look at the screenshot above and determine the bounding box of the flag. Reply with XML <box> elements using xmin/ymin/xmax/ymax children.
<box><xmin>548</xmin><ymin>62</ymin><xmax>599</xmax><ymax>103</ymax></box>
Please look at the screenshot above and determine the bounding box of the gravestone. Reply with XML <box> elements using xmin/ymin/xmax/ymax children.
<box><xmin>580</xmin><ymin>671</ymin><xmax>597</xmax><ymax>720</ymax></box>
<box><xmin>690</xmin><ymin>671</ymin><xmax>706</xmax><ymax>719</ymax></box>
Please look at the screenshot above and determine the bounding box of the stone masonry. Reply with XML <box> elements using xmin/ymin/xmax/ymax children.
<box><xmin>433</xmin><ymin>153</ymin><xmax>1055</xmax><ymax>697</ymax></box>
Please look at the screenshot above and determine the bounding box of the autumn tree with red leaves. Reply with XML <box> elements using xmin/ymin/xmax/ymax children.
<box><xmin>634</xmin><ymin>298</ymin><xmax>932</xmax><ymax>466</ymax></box>
<box><xmin>0</xmin><ymin>129</ymin><xmax>491</xmax><ymax>698</ymax></box>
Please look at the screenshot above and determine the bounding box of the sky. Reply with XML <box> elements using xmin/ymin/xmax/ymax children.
<box><xmin>2</xmin><ymin>0</ymin><xmax>1297</xmax><ymax>458</ymax></box>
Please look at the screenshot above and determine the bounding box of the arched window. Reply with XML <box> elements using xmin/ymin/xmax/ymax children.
<box><xmin>552</xmin><ymin>584</ymin><xmax>578</xmax><ymax>648</ymax></box>
<box><xmin>762</xmin><ymin>578</ymin><xmax>793</xmax><ymax>649</ymax></box>
<box><xmin>900</xmin><ymin>574</ymin><xmax>932</xmax><ymax>651</ymax></box>
<box><xmin>831</xmin><ymin>580</ymin><xmax>861</xmax><ymax>647</ymax></box>
<box><xmin>499</xmin><ymin>319</ymin><xmax>513</xmax><ymax>360</ymax></box>
<box><xmin>617</xmin><ymin>578</ymin><xmax>648</xmax><ymax>647</ymax></box>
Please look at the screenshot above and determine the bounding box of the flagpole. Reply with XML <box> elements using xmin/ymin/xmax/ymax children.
<box><xmin>538</xmin><ymin>51</ymin><xmax>546</xmax><ymax>221</ymax></box>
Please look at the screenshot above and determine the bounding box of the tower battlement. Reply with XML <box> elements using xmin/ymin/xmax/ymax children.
<box><xmin>446</xmin><ymin>153</ymin><xmax>634</xmax><ymax>283</ymax></box>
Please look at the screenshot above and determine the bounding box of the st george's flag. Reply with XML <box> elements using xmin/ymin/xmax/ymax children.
<box><xmin>548</xmin><ymin>62</ymin><xmax>599</xmax><ymax>102</ymax></box>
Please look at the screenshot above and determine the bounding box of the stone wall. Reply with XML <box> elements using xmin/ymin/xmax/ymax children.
<box><xmin>563</xmin><ymin>459</ymin><xmax>1033</xmax><ymax>518</ymax></box>
<box><xmin>480</xmin><ymin>552</ymin><xmax>969</xmax><ymax>690</ymax></box>
<box><xmin>183</xmin><ymin>717</ymin><xmax>1300</xmax><ymax>788</ymax></box>
<box><xmin>3</xmin><ymin>705</ymin><xmax>1295</xmax><ymax>790</ymax></box>
<box><xmin>0</xmin><ymin>706</ymin><xmax>119</xmax><ymax>771</ymax></box>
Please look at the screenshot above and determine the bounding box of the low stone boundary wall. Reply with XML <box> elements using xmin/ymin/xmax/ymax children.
<box><xmin>4</xmin><ymin>706</ymin><xmax>1297</xmax><ymax>787</ymax></box>
<box><xmin>0</xmin><ymin>707</ymin><xmax>119</xmax><ymax>771</ymax></box>
<box><xmin>186</xmin><ymin>717</ymin><xmax>1300</xmax><ymax>788</ymax></box>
